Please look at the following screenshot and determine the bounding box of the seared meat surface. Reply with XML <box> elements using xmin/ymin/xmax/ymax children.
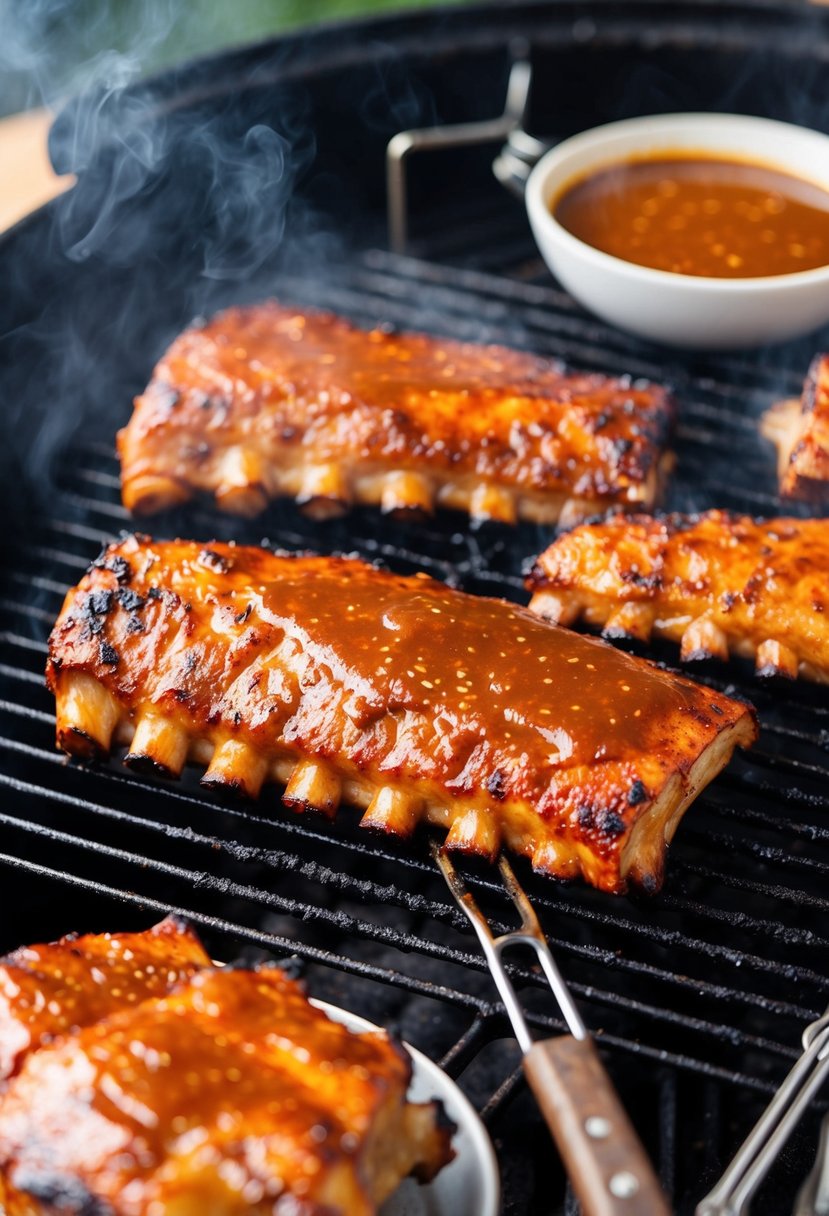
<box><xmin>762</xmin><ymin>354</ymin><xmax>829</xmax><ymax>500</ymax></box>
<box><xmin>0</xmin><ymin>924</ymin><xmax>452</xmax><ymax>1216</ymax></box>
<box><xmin>0</xmin><ymin>915</ymin><xmax>209</xmax><ymax>1081</ymax></box>
<box><xmin>119</xmin><ymin>301</ymin><xmax>674</xmax><ymax>526</ymax></box>
<box><xmin>528</xmin><ymin>510</ymin><xmax>829</xmax><ymax>682</ymax></box>
<box><xmin>47</xmin><ymin>537</ymin><xmax>756</xmax><ymax>893</ymax></box>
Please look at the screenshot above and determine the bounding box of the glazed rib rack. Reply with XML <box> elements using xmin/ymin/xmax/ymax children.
<box><xmin>2</xmin><ymin>240</ymin><xmax>829</xmax><ymax>1212</ymax></box>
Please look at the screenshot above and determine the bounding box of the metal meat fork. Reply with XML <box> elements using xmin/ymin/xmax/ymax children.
<box><xmin>432</xmin><ymin>842</ymin><xmax>671</xmax><ymax>1216</ymax></box>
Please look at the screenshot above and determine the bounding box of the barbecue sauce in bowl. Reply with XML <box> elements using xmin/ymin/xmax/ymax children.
<box><xmin>553</xmin><ymin>155</ymin><xmax>829</xmax><ymax>278</ymax></box>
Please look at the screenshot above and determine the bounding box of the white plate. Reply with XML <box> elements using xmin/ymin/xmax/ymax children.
<box><xmin>312</xmin><ymin>999</ymin><xmax>500</xmax><ymax>1216</ymax></box>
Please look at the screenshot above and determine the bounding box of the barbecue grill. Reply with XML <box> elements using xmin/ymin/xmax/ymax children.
<box><xmin>2</xmin><ymin>3</ymin><xmax>829</xmax><ymax>1211</ymax></box>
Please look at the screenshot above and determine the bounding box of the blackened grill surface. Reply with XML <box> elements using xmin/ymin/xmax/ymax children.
<box><xmin>2</xmin><ymin>5</ymin><xmax>829</xmax><ymax>1211</ymax></box>
<box><xmin>2</xmin><ymin>238</ymin><xmax>829</xmax><ymax>1213</ymax></box>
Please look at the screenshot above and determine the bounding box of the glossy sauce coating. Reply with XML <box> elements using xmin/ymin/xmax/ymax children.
<box><xmin>554</xmin><ymin>155</ymin><xmax>829</xmax><ymax>277</ymax></box>
<box><xmin>0</xmin><ymin>916</ymin><xmax>210</xmax><ymax>1081</ymax></box>
<box><xmin>47</xmin><ymin>537</ymin><xmax>756</xmax><ymax>892</ymax></box>
<box><xmin>0</xmin><ymin>963</ymin><xmax>452</xmax><ymax>1215</ymax></box>
<box><xmin>529</xmin><ymin>510</ymin><xmax>829</xmax><ymax>682</ymax></box>
<box><xmin>762</xmin><ymin>353</ymin><xmax>829</xmax><ymax>501</ymax></box>
<box><xmin>119</xmin><ymin>302</ymin><xmax>673</xmax><ymax>522</ymax></box>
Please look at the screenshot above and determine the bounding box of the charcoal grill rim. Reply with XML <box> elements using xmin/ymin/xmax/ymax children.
<box><xmin>43</xmin><ymin>0</ymin><xmax>829</xmax><ymax>180</ymax></box>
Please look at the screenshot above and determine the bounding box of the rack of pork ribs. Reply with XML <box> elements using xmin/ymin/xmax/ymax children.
<box><xmin>0</xmin><ymin>917</ymin><xmax>453</xmax><ymax>1216</ymax></box>
<box><xmin>47</xmin><ymin>536</ymin><xmax>757</xmax><ymax>896</ymax></box>
<box><xmin>118</xmin><ymin>301</ymin><xmax>675</xmax><ymax>528</ymax></box>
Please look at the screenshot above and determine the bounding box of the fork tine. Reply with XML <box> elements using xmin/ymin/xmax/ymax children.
<box><xmin>432</xmin><ymin>837</ymin><xmax>587</xmax><ymax>1043</ymax></box>
<box><xmin>498</xmin><ymin>854</ymin><xmax>545</xmax><ymax>939</ymax></box>
<box><xmin>431</xmin><ymin>838</ymin><xmax>535</xmax><ymax>1051</ymax></box>
<box><xmin>433</xmin><ymin>839</ymin><xmax>669</xmax><ymax>1215</ymax></box>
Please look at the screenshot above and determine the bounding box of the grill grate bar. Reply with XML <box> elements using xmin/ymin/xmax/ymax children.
<box><xmin>0</xmin><ymin>849</ymin><xmax>498</xmax><ymax>1015</ymax></box>
<box><xmin>0</xmin><ymin>848</ymin><xmax>795</xmax><ymax>1098</ymax></box>
<box><xmin>0</xmin><ymin>632</ymin><xmax>47</xmax><ymax>654</ymax></box>
<box><xmin>2</xmin><ymin>740</ymin><xmax>827</xmax><ymax>1016</ymax></box>
<box><xmin>359</xmin><ymin>250</ymin><xmax>807</xmax><ymax>394</ymax></box>
<box><xmin>0</xmin><ymin>600</ymin><xmax>56</xmax><ymax>626</ymax></box>
<box><xmin>675</xmin><ymin>860</ymin><xmax>829</xmax><ymax>912</ymax></box>
<box><xmin>0</xmin><ymin>735</ymin><xmax>824</xmax><ymax>1037</ymax></box>
<box><xmin>0</xmin><ymin>663</ymin><xmax>42</xmax><ymax>687</ymax></box>
<box><xmin>7</xmin><ymin>571</ymin><xmax>70</xmax><ymax>599</ymax></box>
<box><xmin>49</xmin><ymin>518</ymin><xmax>119</xmax><ymax>545</ymax></box>
<box><xmin>4</xmin><ymin>796</ymin><xmax>799</xmax><ymax>1067</ymax></box>
<box><xmin>30</xmin><ymin>544</ymin><xmax>93</xmax><ymax>571</ymax></box>
<box><xmin>699</xmin><ymin>782</ymin><xmax>829</xmax><ymax>829</ymax></box>
<box><xmin>681</xmin><ymin>824</ymin><xmax>829</xmax><ymax>878</ymax></box>
<box><xmin>0</xmin><ymin>698</ymin><xmax>53</xmax><ymax>725</ymax></box>
<box><xmin>744</xmin><ymin>748</ymin><xmax>829</xmax><ymax>782</ymax></box>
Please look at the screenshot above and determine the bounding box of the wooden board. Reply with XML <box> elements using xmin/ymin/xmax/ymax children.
<box><xmin>0</xmin><ymin>109</ymin><xmax>72</xmax><ymax>231</ymax></box>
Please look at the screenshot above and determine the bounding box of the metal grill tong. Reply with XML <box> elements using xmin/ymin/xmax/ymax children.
<box><xmin>432</xmin><ymin>842</ymin><xmax>670</xmax><ymax>1216</ymax></box>
<box><xmin>696</xmin><ymin>1005</ymin><xmax>829</xmax><ymax>1216</ymax></box>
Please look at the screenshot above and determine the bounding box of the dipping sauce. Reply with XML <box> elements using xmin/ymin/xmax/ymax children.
<box><xmin>553</xmin><ymin>155</ymin><xmax>829</xmax><ymax>278</ymax></box>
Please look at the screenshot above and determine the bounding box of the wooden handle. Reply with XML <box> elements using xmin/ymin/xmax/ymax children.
<box><xmin>524</xmin><ymin>1035</ymin><xmax>671</xmax><ymax>1216</ymax></box>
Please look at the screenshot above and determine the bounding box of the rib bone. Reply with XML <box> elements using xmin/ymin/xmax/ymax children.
<box><xmin>215</xmin><ymin>446</ymin><xmax>269</xmax><ymax>517</ymax></box>
<box><xmin>54</xmin><ymin>673</ymin><xmax>120</xmax><ymax>760</ymax></box>
<box><xmin>282</xmin><ymin>758</ymin><xmax>342</xmax><ymax>817</ymax></box>
<box><xmin>122</xmin><ymin>473</ymin><xmax>191</xmax><ymax>516</ymax></box>
<box><xmin>527</xmin><ymin>589</ymin><xmax>583</xmax><ymax>627</ymax></box>
<box><xmin>125</xmin><ymin>712</ymin><xmax>189</xmax><ymax>778</ymax></box>
<box><xmin>602</xmin><ymin>603</ymin><xmax>656</xmax><ymax>643</ymax></box>
<box><xmin>755</xmin><ymin>638</ymin><xmax>799</xmax><ymax>680</ymax></box>
<box><xmin>444</xmin><ymin>807</ymin><xmax>501</xmax><ymax>861</ymax></box>
<box><xmin>297</xmin><ymin>464</ymin><xmax>350</xmax><ymax>520</ymax></box>
<box><xmin>201</xmin><ymin>739</ymin><xmax>269</xmax><ymax>798</ymax></box>
<box><xmin>468</xmin><ymin>483</ymin><xmax>517</xmax><ymax>525</ymax></box>
<box><xmin>380</xmin><ymin>471</ymin><xmax>434</xmax><ymax>518</ymax></box>
<box><xmin>680</xmin><ymin>616</ymin><xmax>730</xmax><ymax>663</ymax></box>
<box><xmin>360</xmin><ymin>787</ymin><xmax>423</xmax><ymax>836</ymax></box>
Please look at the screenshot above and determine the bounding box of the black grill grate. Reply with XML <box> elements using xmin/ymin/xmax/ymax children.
<box><xmin>2</xmin><ymin>207</ymin><xmax>829</xmax><ymax>1212</ymax></box>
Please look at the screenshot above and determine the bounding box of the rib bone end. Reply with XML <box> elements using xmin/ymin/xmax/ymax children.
<box><xmin>680</xmin><ymin>616</ymin><xmax>730</xmax><ymax>663</ymax></box>
<box><xmin>201</xmin><ymin>739</ymin><xmax>268</xmax><ymax>799</ymax></box>
<box><xmin>526</xmin><ymin>590</ymin><xmax>582</xmax><ymax>627</ymax></box>
<box><xmin>444</xmin><ymin>807</ymin><xmax>501</xmax><ymax>861</ymax></box>
<box><xmin>122</xmin><ymin>474</ymin><xmax>192</xmax><ymax>516</ymax></box>
<box><xmin>215</xmin><ymin>446</ymin><xmax>270</xmax><ymax>517</ymax></box>
<box><xmin>282</xmin><ymin>759</ymin><xmax>342</xmax><ymax>817</ymax></box>
<box><xmin>531</xmin><ymin>840</ymin><xmax>580</xmax><ymax>881</ymax></box>
<box><xmin>755</xmin><ymin>638</ymin><xmax>799</xmax><ymax>681</ymax></box>
<box><xmin>360</xmin><ymin>787</ymin><xmax>423</xmax><ymax>836</ymax></box>
<box><xmin>380</xmin><ymin>471</ymin><xmax>434</xmax><ymax>520</ymax></box>
<box><xmin>54</xmin><ymin>673</ymin><xmax>120</xmax><ymax>760</ymax></box>
<box><xmin>296</xmin><ymin>464</ymin><xmax>350</xmax><ymax>520</ymax></box>
<box><xmin>602</xmin><ymin>602</ymin><xmax>655</xmax><ymax>643</ymax></box>
<box><xmin>124</xmin><ymin>712</ymin><xmax>189</xmax><ymax>779</ymax></box>
<box><xmin>215</xmin><ymin>483</ymin><xmax>269</xmax><ymax>518</ymax></box>
<box><xmin>469</xmin><ymin>483</ymin><xmax>517</xmax><ymax>525</ymax></box>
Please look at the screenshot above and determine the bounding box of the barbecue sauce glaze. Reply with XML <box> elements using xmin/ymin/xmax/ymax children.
<box><xmin>47</xmin><ymin>538</ymin><xmax>756</xmax><ymax>891</ymax></box>
<box><xmin>553</xmin><ymin>154</ymin><xmax>829</xmax><ymax>277</ymax></box>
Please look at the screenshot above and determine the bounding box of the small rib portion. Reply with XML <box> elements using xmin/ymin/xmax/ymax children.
<box><xmin>529</xmin><ymin>509</ymin><xmax>829</xmax><ymax>683</ymax></box>
<box><xmin>0</xmin><ymin>923</ymin><xmax>453</xmax><ymax>1215</ymax></box>
<box><xmin>762</xmin><ymin>353</ymin><xmax>829</xmax><ymax>501</ymax></box>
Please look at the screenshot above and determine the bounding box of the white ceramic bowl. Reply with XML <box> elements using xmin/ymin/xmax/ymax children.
<box><xmin>525</xmin><ymin>112</ymin><xmax>829</xmax><ymax>350</ymax></box>
<box><xmin>314</xmin><ymin>1000</ymin><xmax>500</xmax><ymax>1216</ymax></box>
